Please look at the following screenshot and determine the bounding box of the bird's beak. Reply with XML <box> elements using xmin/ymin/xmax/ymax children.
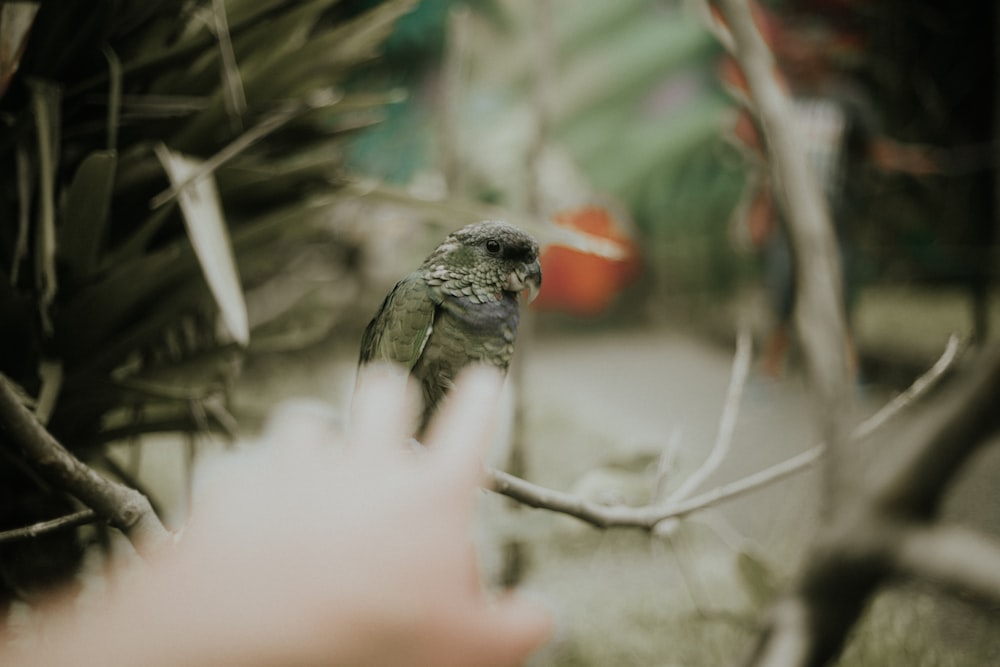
<box><xmin>507</xmin><ymin>261</ymin><xmax>542</xmax><ymax>303</ymax></box>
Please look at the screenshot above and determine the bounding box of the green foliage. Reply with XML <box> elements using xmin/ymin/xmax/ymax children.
<box><xmin>1</xmin><ymin>0</ymin><xmax>416</xmax><ymax>444</ymax></box>
<box><xmin>0</xmin><ymin>0</ymin><xmax>416</xmax><ymax>602</ymax></box>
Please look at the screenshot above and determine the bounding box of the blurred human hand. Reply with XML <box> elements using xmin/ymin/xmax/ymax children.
<box><xmin>16</xmin><ymin>365</ymin><xmax>552</xmax><ymax>667</ymax></box>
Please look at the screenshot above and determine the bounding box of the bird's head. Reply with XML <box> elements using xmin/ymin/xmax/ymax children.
<box><xmin>423</xmin><ymin>220</ymin><xmax>542</xmax><ymax>304</ymax></box>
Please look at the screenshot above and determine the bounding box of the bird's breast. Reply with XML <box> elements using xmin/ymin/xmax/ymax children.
<box><xmin>441</xmin><ymin>293</ymin><xmax>520</xmax><ymax>336</ymax></box>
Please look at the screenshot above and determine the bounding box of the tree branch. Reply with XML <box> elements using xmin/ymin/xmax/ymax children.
<box><xmin>665</xmin><ymin>329</ymin><xmax>752</xmax><ymax>504</ymax></box>
<box><xmin>852</xmin><ymin>334</ymin><xmax>961</xmax><ymax>441</ymax></box>
<box><xmin>487</xmin><ymin>334</ymin><xmax>960</xmax><ymax>530</ymax></box>
<box><xmin>895</xmin><ymin>524</ymin><xmax>1000</xmax><ymax>606</ymax></box>
<box><xmin>871</xmin><ymin>343</ymin><xmax>1000</xmax><ymax>517</ymax></box>
<box><xmin>716</xmin><ymin>0</ymin><xmax>856</xmax><ymax>511</ymax></box>
<box><xmin>0</xmin><ymin>509</ymin><xmax>100</xmax><ymax>545</ymax></box>
<box><xmin>738</xmin><ymin>345</ymin><xmax>1000</xmax><ymax>667</ymax></box>
<box><xmin>0</xmin><ymin>374</ymin><xmax>172</xmax><ymax>558</ymax></box>
<box><xmin>487</xmin><ymin>443</ymin><xmax>817</xmax><ymax>531</ymax></box>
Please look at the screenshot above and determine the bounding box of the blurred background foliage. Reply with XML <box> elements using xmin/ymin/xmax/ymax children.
<box><xmin>342</xmin><ymin>0</ymin><xmax>997</xmax><ymax>325</ymax></box>
<box><xmin>0</xmin><ymin>0</ymin><xmax>996</xmax><ymax>630</ymax></box>
<box><xmin>344</xmin><ymin>0</ymin><xmax>746</xmax><ymax>303</ymax></box>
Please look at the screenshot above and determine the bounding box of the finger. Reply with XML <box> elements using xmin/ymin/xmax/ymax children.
<box><xmin>458</xmin><ymin>594</ymin><xmax>555</xmax><ymax>667</ymax></box>
<box><xmin>423</xmin><ymin>365</ymin><xmax>503</xmax><ymax>481</ymax></box>
<box><xmin>350</xmin><ymin>363</ymin><xmax>417</xmax><ymax>455</ymax></box>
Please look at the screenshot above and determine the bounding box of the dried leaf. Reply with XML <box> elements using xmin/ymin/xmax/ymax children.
<box><xmin>154</xmin><ymin>144</ymin><xmax>249</xmax><ymax>346</ymax></box>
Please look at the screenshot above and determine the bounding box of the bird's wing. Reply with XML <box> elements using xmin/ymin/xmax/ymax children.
<box><xmin>359</xmin><ymin>273</ymin><xmax>437</xmax><ymax>369</ymax></box>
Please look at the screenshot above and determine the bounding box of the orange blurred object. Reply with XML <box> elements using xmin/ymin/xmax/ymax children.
<box><xmin>532</xmin><ymin>206</ymin><xmax>642</xmax><ymax>317</ymax></box>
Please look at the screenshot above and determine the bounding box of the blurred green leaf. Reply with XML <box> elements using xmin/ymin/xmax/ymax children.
<box><xmin>551</xmin><ymin>14</ymin><xmax>713</xmax><ymax>128</ymax></box>
<box><xmin>152</xmin><ymin>89</ymin><xmax>341</xmax><ymax>208</ymax></box>
<box><xmin>12</xmin><ymin>142</ymin><xmax>32</xmax><ymax>283</ymax></box>
<box><xmin>246</xmin><ymin>0</ymin><xmax>418</xmax><ymax>100</ymax></box>
<box><xmin>230</xmin><ymin>0</ymin><xmax>333</xmax><ymax>73</ymax></box>
<box><xmin>103</xmin><ymin>203</ymin><xmax>176</xmax><ymax>268</ymax></box>
<box><xmin>35</xmin><ymin>358</ymin><xmax>62</xmax><ymax>425</ymax></box>
<box><xmin>28</xmin><ymin>77</ymin><xmax>60</xmax><ymax>335</ymax></box>
<box><xmin>61</xmin><ymin>150</ymin><xmax>118</xmax><ymax>278</ymax></box>
<box><xmin>578</xmin><ymin>95</ymin><xmax>728</xmax><ymax>196</ymax></box>
<box><xmin>59</xmin><ymin>240</ymin><xmax>197</xmax><ymax>364</ymax></box>
<box><xmin>76</xmin><ymin>276</ymin><xmax>219</xmax><ymax>379</ymax></box>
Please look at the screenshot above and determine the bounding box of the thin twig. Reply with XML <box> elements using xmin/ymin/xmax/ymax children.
<box><xmin>489</xmin><ymin>445</ymin><xmax>821</xmax><ymax>530</ymax></box>
<box><xmin>667</xmin><ymin>330</ymin><xmax>752</xmax><ymax>503</ymax></box>
<box><xmin>852</xmin><ymin>333</ymin><xmax>961</xmax><ymax>441</ymax></box>
<box><xmin>0</xmin><ymin>509</ymin><xmax>100</xmax><ymax>544</ymax></box>
<box><xmin>748</xmin><ymin>344</ymin><xmax>1000</xmax><ymax>667</ymax></box>
<box><xmin>651</xmin><ymin>426</ymin><xmax>683</xmax><ymax>501</ymax></box>
<box><xmin>212</xmin><ymin>0</ymin><xmax>247</xmax><ymax>133</ymax></box>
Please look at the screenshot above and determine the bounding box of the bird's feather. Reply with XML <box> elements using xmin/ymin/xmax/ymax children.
<box><xmin>359</xmin><ymin>273</ymin><xmax>438</xmax><ymax>369</ymax></box>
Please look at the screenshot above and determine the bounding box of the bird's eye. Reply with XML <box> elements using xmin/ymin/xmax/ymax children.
<box><xmin>485</xmin><ymin>239</ymin><xmax>501</xmax><ymax>254</ymax></box>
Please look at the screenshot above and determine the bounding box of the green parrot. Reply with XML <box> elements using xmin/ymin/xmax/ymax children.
<box><xmin>359</xmin><ymin>220</ymin><xmax>542</xmax><ymax>433</ymax></box>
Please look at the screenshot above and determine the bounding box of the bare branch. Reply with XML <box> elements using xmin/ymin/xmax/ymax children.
<box><xmin>666</xmin><ymin>330</ymin><xmax>752</xmax><ymax>503</ymax></box>
<box><xmin>747</xmin><ymin>598</ymin><xmax>813</xmax><ymax>667</ymax></box>
<box><xmin>655</xmin><ymin>329</ymin><xmax>751</xmax><ymax>535</ymax></box>
<box><xmin>0</xmin><ymin>509</ymin><xmax>99</xmax><ymax>545</ymax></box>
<box><xmin>872</xmin><ymin>344</ymin><xmax>1000</xmax><ymax>517</ymax></box>
<box><xmin>487</xmin><ymin>335</ymin><xmax>960</xmax><ymax>530</ymax></box>
<box><xmin>852</xmin><ymin>333</ymin><xmax>962</xmax><ymax>441</ymax></box>
<box><xmin>489</xmin><ymin>444</ymin><xmax>821</xmax><ymax>530</ymax></box>
<box><xmin>716</xmin><ymin>0</ymin><xmax>856</xmax><ymax>510</ymax></box>
<box><xmin>895</xmin><ymin>524</ymin><xmax>1000</xmax><ymax>605</ymax></box>
<box><xmin>739</xmin><ymin>345</ymin><xmax>1000</xmax><ymax>667</ymax></box>
<box><xmin>0</xmin><ymin>374</ymin><xmax>172</xmax><ymax>558</ymax></box>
